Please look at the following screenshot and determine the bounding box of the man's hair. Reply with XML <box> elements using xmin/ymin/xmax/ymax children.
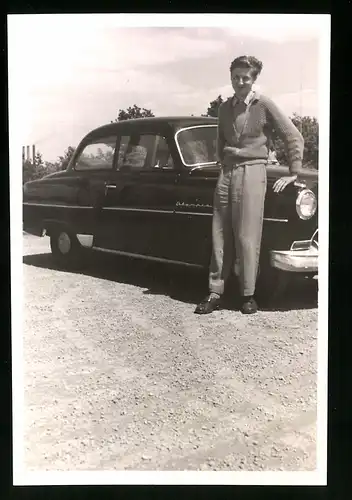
<box><xmin>230</xmin><ymin>56</ymin><xmax>263</xmax><ymax>78</ymax></box>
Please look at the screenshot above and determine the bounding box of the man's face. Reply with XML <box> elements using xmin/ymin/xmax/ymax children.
<box><xmin>231</xmin><ymin>67</ymin><xmax>256</xmax><ymax>99</ymax></box>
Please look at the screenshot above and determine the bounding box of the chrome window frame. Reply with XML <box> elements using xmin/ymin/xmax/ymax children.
<box><xmin>117</xmin><ymin>133</ymin><xmax>175</xmax><ymax>172</ymax></box>
<box><xmin>73</xmin><ymin>134</ymin><xmax>118</xmax><ymax>172</ymax></box>
<box><xmin>174</xmin><ymin>124</ymin><xmax>218</xmax><ymax>167</ymax></box>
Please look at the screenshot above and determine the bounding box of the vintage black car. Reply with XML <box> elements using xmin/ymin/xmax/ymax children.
<box><xmin>23</xmin><ymin>116</ymin><xmax>318</xmax><ymax>298</ymax></box>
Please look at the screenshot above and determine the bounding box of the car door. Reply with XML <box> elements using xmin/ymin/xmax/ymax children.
<box><xmin>94</xmin><ymin>126</ymin><xmax>179</xmax><ymax>259</ymax></box>
<box><xmin>172</xmin><ymin>124</ymin><xmax>219</xmax><ymax>267</ymax></box>
<box><xmin>173</xmin><ymin>169</ymin><xmax>216</xmax><ymax>267</ymax></box>
<box><xmin>63</xmin><ymin>131</ymin><xmax>119</xmax><ymax>237</ymax></box>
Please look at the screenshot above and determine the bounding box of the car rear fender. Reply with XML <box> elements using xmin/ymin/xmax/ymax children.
<box><xmin>42</xmin><ymin>219</ymin><xmax>74</xmax><ymax>238</ymax></box>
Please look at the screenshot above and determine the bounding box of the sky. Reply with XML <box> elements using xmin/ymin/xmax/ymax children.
<box><xmin>8</xmin><ymin>14</ymin><xmax>329</xmax><ymax>162</ymax></box>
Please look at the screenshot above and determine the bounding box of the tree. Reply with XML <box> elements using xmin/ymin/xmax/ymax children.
<box><xmin>204</xmin><ymin>95</ymin><xmax>223</xmax><ymax>117</ymax></box>
<box><xmin>56</xmin><ymin>146</ymin><xmax>76</xmax><ymax>170</ymax></box>
<box><xmin>112</xmin><ymin>104</ymin><xmax>155</xmax><ymax>122</ymax></box>
<box><xmin>44</xmin><ymin>146</ymin><xmax>76</xmax><ymax>175</ymax></box>
<box><xmin>23</xmin><ymin>152</ymin><xmax>46</xmax><ymax>184</ymax></box>
<box><xmin>23</xmin><ymin>146</ymin><xmax>76</xmax><ymax>183</ymax></box>
<box><xmin>272</xmin><ymin>114</ymin><xmax>319</xmax><ymax>169</ymax></box>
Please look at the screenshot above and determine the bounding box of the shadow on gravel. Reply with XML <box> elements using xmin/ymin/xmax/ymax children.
<box><xmin>23</xmin><ymin>251</ymin><xmax>318</xmax><ymax>312</ymax></box>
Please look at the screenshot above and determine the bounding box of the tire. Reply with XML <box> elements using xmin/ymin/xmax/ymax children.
<box><xmin>50</xmin><ymin>228</ymin><xmax>83</xmax><ymax>268</ymax></box>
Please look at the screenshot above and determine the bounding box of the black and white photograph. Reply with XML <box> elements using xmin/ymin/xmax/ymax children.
<box><xmin>8</xmin><ymin>13</ymin><xmax>330</xmax><ymax>485</ymax></box>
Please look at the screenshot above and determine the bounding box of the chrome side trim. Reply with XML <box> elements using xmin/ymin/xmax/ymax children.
<box><xmin>263</xmin><ymin>217</ymin><xmax>288</xmax><ymax>223</ymax></box>
<box><xmin>23</xmin><ymin>201</ymin><xmax>289</xmax><ymax>222</ymax></box>
<box><xmin>175</xmin><ymin>211</ymin><xmax>212</xmax><ymax>217</ymax></box>
<box><xmin>23</xmin><ymin>202</ymin><xmax>93</xmax><ymax>209</ymax></box>
<box><xmin>104</xmin><ymin>206</ymin><xmax>212</xmax><ymax>216</ymax></box>
<box><xmin>92</xmin><ymin>246</ymin><xmax>204</xmax><ymax>268</ymax></box>
<box><xmin>77</xmin><ymin>234</ymin><xmax>94</xmax><ymax>248</ymax></box>
<box><xmin>102</xmin><ymin>207</ymin><xmax>174</xmax><ymax>214</ymax></box>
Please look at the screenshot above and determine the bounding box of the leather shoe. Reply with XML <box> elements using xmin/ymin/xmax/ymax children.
<box><xmin>241</xmin><ymin>297</ymin><xmax>258</xmax><ymax>314</ymax></box>
<box><xmin>194</xmin><ymin>294</ymin><xmax>221</xmax><ymax>314</ymax></box>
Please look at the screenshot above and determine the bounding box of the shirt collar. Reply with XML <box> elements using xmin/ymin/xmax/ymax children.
<box><xmin>232</xmin><ymin>90</ymin><xmax>256</xmax><ymax>107</ymax></box>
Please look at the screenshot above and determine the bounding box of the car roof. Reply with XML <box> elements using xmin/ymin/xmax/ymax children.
<box><xmin>85</xmin><ymin>116</ymin><xmax>218</xmax><ymax>139</ymax></box>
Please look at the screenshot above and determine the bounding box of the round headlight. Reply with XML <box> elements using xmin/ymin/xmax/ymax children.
<box><xmin>296</xmin><ymin>189</ymin><xmax>317</xmax><ymax>220</ymax></box>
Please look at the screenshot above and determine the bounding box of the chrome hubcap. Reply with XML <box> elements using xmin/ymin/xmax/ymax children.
<box><xmin>57</xmin><ymin>232</ymin><xmax>71</xmax><ymax>254</ymax></box>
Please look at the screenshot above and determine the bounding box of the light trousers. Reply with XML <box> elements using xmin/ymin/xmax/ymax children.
<box><xmin>209</xmin><ymin>162</ymin><xmax>267</xmax><ymax>296</ymax></box>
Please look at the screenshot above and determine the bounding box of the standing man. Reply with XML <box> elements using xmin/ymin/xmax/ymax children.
<box><xmin>195</xmin><ymin>55</ymin><xmax>304</xmax><ymax>315</ymax></box>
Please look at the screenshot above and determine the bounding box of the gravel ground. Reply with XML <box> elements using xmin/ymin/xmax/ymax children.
<box><xmin>22</xmin><ymin>233</ymin><xmax>318</xmax><ymax>471</ymax></box>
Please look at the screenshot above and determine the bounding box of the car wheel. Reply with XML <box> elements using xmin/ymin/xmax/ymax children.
<box><xmin>50</xmin><ymin>228</ymin><xmax>83</xmax><ymax>268</ymax></box>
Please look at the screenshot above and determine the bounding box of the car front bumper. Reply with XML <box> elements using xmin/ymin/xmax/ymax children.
<box><xmin>270</xmin><ymin>230</ymin><xmax>318</xmax><ymax>274</ymax></box>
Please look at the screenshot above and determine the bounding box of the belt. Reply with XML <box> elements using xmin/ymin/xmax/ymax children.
<box><xmin>221</xmin><ymin>159</ymin><xmax>268</xmax><ymax>168</ymax></box>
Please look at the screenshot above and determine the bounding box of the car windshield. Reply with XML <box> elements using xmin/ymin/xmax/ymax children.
<box><xmin>175</xmin><ymin>125</ymin><xmax>217</xmax><ymax>166</ymax></box>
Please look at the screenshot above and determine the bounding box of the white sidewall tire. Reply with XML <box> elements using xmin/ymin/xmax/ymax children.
<box><xmin>50</xmin><ymin>228</ymin><xmax>82</xmax><ymax>267</ymax></box>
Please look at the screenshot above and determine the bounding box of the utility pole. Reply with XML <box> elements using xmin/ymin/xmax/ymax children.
<box><xmin>299</xmin><ymin>60</ymin><xmax>303</xmax><ymax>134</ymax></box>
<box><xmin>22</xmin><ymin>144</ymin><xmax>36</xmax><ymax>163</ymax></box>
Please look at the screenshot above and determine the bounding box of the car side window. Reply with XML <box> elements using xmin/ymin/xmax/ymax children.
<box><xmin>117</xmin><ymin>134</ymin><xmax>174</xmax><ymax>171</ymax></box>
<box><xmin>75</xmin><ymin>135</ymin><xmax>117</xmax><ymax>171</ymax></box>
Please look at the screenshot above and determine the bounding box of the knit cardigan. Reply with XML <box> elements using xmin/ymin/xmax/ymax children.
<box><xmin>216</xmin><ymin>93</ymin><xmax>304</xmax><ymax>174</ymax></box>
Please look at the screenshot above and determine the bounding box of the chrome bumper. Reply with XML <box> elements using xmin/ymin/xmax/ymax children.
<box><xmin>270</xmin><ymin>230</ymin><xmax>318</xmax><ymax>273</ymax></box>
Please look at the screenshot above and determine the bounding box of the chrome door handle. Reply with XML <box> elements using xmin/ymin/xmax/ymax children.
<box><xmin>104</xmin><ymin>183</ymin><xmax>117</xmax><ymax>196</ymax></box>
